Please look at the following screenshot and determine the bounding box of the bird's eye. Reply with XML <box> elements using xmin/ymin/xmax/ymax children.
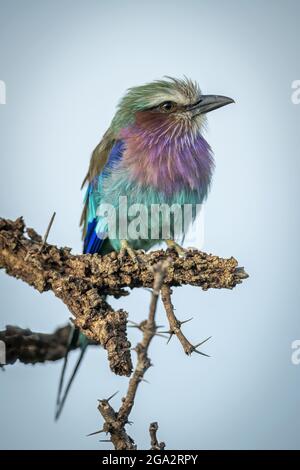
<box><xmin>159</xmin><ymin>101</ymin><xmax>176</xmax><ymax>112</ymax></box>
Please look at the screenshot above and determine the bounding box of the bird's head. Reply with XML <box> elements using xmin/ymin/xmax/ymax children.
<box><xmin>113</xmin><ymin>76</ymin><xmax>234</xmax><ymax>139</ymax></box>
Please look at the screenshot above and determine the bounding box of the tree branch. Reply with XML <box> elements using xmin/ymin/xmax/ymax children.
<box><xmin>0</xmin><ymin>324</ymin><xmax>89</xmax><ymax>365</ymax></box>
<box><xmin>161</xmin><ymin>285</ymin><xmax>210</xmax><ymax>356</ymax></box>
<box><xmin>149</xmin><ymin>422</ymin><xmax>165</xmax><ymax>450</ymax></box>
<box><xmin>0</xmin><ymin>216</ymin><xmax>249</xmax><ymax>450</ymax></box>
<box><xmin>0</xmin><ymin>216</ymin><xmax>248</xmax><ymax>378</ymax></box>
<box><xmin>89</xmin><ymin>260</ymin><xmax>169</xmax><ymax>450</ymax></box>
<box><xmin>117</xmin><ymin>260</ymin><xmax>170</xmax><ymax>425</ymax></box>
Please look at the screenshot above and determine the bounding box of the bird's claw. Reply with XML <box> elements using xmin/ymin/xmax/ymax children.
<box><xmin>119</xmin><ymin>240</ymin><xmax>140</xmax><ymax>264</ymax></box>
<box><xmin>166</xmin><ymin>240</ymin><xmax>188</xmax><ymax>258</ymax></box>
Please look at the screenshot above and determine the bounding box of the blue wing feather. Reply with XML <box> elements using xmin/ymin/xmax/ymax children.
<box><xmin>55</xmin><ymin>139</ymin><xmax>125</xmax><ymax>419</ymax></box>
<box><xmin>83</xmin><ymin>140</ymin><xmax>124</xmax><ymax>254</ymax></box>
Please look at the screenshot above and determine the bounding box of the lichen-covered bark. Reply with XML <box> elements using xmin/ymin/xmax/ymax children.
<box><xmin>0</xmin><ymin>217</ymin><xmax>132</xmax><ymax>376</ymax></box>
<box><xmin>0</xmin><ymin>216</ymin><xmax>249</xmax><ymax>450</ymax></box>
<box><xmin>0</xmin><ymin>217</ymin><xmax>248</xmax><ymax>377</ymax></box>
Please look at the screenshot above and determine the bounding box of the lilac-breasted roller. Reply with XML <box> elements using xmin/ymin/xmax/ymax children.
<box><xmin>55</xmin><ymin>77</ymin><xmax>234</xmax><ymax>418</ymax></box>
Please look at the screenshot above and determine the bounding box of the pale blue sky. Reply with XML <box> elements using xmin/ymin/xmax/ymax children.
<box><xmin>0</xmin><ymin>0</ymin><xmax>300</xmax><ymax>449</ymax></box>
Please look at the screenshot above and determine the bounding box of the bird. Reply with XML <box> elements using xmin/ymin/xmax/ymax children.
<box><xmin>55</xmin><ymin>77</ymin><xmax>234</xmax><ymax>418</ymax></box>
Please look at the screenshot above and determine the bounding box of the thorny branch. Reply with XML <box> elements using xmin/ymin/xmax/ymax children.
<box><xmin>161</xmin><ymin>286</ymin><xmax>211</xmax><ymax>356</ymax></box>
<box><xmin>93</xmin><ymin>260</ymin><xmax>170</xmax><ymax>450</ymax></box>
<box><xmin>0</xmin><ymin>216</ymin><xmax>249</xmax><ymax>449</ymax></box>
<box><xmin>0</xmin><ymin>217</ymin><xmax>247</xmax><ymax>375</ymax></box>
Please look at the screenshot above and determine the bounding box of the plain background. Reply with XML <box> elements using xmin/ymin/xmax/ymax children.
<box><xmin>0</xmin><ymin>0</ymin><xmax>300</xmax><ymax>450</ymax></box>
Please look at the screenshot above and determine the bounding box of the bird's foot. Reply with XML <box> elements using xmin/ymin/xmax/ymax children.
<box><xmin>165</xmin><ymin>240</ymin><xmax>188</xmax><ymax>257</ymax></box>
<box><xmin>119</xmin><ymin>240</ymin><xmax>140</xmax><ymax>264</ymax></box>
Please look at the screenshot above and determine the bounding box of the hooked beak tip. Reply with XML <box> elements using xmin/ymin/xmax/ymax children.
<box><xmin>192</xmin><ymin>94</ymin><xmax>235</xmax><ymax>116</ymax></box>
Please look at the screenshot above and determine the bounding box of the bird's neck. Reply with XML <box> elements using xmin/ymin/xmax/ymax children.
<box><xmin>118</xmin><ymin>124</ymin><xmax>215</xmax><ymax>197</ymax></box>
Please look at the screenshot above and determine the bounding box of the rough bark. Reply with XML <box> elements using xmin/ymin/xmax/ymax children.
<box><xmin>0</xmin><ymin>216</ymin><xmax>248</xmax><ymax>378</ymax></box>
<box><xmin>90</xmin><ymin>261</ymin><xmax>170</xmax><ymax>450</ymax></box>
<box><xmin>0</xmin><ymin>216</ymin><xmax>249</xmax><ymax>450</ymax></box>
<box><xmin>0</xmin><ymin>324</ymin><xmax>73</xmax><ymax>365</ymax></box>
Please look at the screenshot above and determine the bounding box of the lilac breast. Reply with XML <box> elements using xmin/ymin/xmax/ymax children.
<box><xmin>119</xmin><ymin>124</ymin><xmax>215</xmax><ymax>196</ymax></box>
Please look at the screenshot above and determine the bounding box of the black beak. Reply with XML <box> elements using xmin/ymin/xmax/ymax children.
<box><xmin>189</xmin><ymin>95</ymin><xmax>235</xmax><ymax>116</ymax></box>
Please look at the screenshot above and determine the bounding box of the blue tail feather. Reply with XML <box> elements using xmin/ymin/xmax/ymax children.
<box><xmin>55</xmin><ymin>140</ymin><xmax>124</xmax><ymax>418</ymax></box>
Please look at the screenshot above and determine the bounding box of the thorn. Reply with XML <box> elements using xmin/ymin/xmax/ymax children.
<box><xmin>98</xmin><ymin>390</ymin><xmax>119</xmax><ymax>404</ymax></box>
<box><xmin>167</xmin><ymin>333</ymin><xmax>174</xmax><ymax>344</ymax></box>
<box><xmin>180</xmin><ymin>317</ymin><xmax>193</xmax><ymax>325</ymax></box>
<box><xmin>192</xmin><ymin>336</ymin><xmax>212</xmax><ymax>357</ymax></box>
<box><xmin>128</xmin><ymin>320</ymin><xmax>141</xmax><ymax>329</ymax></box>
<box><xmin>194</xmin><ymin>336</ymin><xmax>212</xmax><ymax>348</ymax></box>
<box><xmin>193</xmin><ymin>349</ymin><xmax>210</xmax><ymax>357</ymax></box>
<box><xmin>141</xmin><ymin>378</ymin><xmax>150</xmax><ymax>384</ymax></box>
<box><xmin>154</xmin><ymin>332</ymin><xmax>168</xmax><ymax>339</ymax></box>
<box><xmin>38</xmin><ymin>211</ymin><xmax>56</xmax><ymax>253</ymax></box>
<box><xmin>106</xmin><ymin>390</ymin><xmax>119</xmax><ymax>402</ymax></box>
<box><xmin>86</xmin><ymin>429</ymin><xmax>105</xmax><ymax>437</ymax></box>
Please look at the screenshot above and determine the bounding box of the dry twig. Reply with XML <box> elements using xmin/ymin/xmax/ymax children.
<box><xmin>90</xmin><ymin>260</ymin><xmax>169</xmax><ymax>450</ymax></box>
<box><xmin>161</xmin><ymin>286</ymin><xmax>211</xmax><ymax>356</ymax></box>
<box><xmin>38</xmin><ymin>211</ymin><xmax>56</xmax><ymax>253</ymax></box>
<box><xmin>149</xmin><ymin>422</ymin><xmax>165</xmax><ymax>450</ymax></box>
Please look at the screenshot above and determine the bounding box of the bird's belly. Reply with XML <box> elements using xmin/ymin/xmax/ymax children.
<box><xmin>101</xmin><ymin>175</ymin><xmax>203</xmax><ymax>251</ymax></box>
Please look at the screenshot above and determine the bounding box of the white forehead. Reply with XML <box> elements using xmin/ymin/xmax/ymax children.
<box><xmin>150</xmin><ymin>89</ymin><xmax>197</xmax><ymax>106</ymax></box>
<box><xmin>147</xmin><ymin>78</ymin><xmax>200</xmax><ymax>107</ymax></box>
<box><xmin>124</xmin><ymin>77</ymin><xmax>201</xmax><ymax>109</ymax></box>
